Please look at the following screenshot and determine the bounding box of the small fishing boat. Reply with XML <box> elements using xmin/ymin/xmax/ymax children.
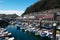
<box><xmin>5</xmin><ymin>37</ymin><xmax>14</xmax><ymax>40</ymax></box>
<box><xmin>0</xmin><ymin>28</ymin><xmax>14</xmax><ymax>40</ymax></box>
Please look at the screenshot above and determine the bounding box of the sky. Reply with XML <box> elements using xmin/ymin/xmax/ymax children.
<box><xmin>0</xmin><ymin>0</ymin><xmax>38</xmax><ymax>16</ymax></box>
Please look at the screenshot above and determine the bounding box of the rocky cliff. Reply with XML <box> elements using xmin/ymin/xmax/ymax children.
<box><xmin>22</xmin><ymin>0</ymin><xmax>60</xmax><ymax>16</ymax></box>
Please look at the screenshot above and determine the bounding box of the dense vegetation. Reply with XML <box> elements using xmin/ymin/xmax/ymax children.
<box><xmin>22</xmin><ymin>0</ymin><xmax>60</xmax><ymax>16</ymax></box>
<box><xmin>0</xmin><ymin>20</ymin><xmax>9</xmax><ymax>28</ymax></box>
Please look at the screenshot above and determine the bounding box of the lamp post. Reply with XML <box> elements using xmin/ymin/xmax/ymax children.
<box><xmin>53</xmin><ymin>23</ymin><xmax>57</xmax><ymax>40</ymax></box>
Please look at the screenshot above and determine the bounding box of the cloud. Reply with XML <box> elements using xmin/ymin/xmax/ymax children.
<box><xmin>0</xmin><ymin>10</ymin><xmax>24</xmax><ymax>16</ymax></box>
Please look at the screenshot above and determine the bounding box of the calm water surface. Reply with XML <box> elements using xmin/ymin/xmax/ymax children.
<box><xmin>6</xmin><ymin>25</ymin><xmax>52</xmax><ymax>40</ymax></box>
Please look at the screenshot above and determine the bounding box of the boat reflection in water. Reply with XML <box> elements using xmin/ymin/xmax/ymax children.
<box><xmin>6</xmin><ymin>25</ymin><xmax>52</xmax><ymax>40</ymax></box>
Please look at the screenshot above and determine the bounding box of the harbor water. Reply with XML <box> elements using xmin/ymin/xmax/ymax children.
<box><xmin>6</xmin><ymin>25</ymin><xmax>52</xmax><ymax>40</ymax></box>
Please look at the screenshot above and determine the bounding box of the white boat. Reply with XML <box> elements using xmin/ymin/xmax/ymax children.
<box><xmin>35</xmin><ymin>30</ymin><xmax>41</xmax><ymax>36</ymax></box>
<box><xmin>32</xmin><ymin>29</ymin><xmax>39</xmax><ymax>33</ymax></box>
<box><xmin>8</xmin><ymin>37</ymin><xmax>14</xmax><ymax>40</ymax></box>
<box><xmin>40</xmin><ymin>32</ymin><xmax>47</xmax><ymax>37</ymax></box>
<box><xmin>8</xmin><ymin>33</ymin><xmax>11</xmax><ymax>36</ymax></box>
<box><xmin>0</xmin><ymin>28</ymin><xmax>14</xmax><ymax>40</ymax></box>
<box><xmin>5</xmin><ymin>37</ymin><xmax>14</xmax><ymax>40</ymax></box>
<box><xmin>4</xmin><ymin>31</ymin><xmax>8</xmax><ymax>34</ymax></box>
